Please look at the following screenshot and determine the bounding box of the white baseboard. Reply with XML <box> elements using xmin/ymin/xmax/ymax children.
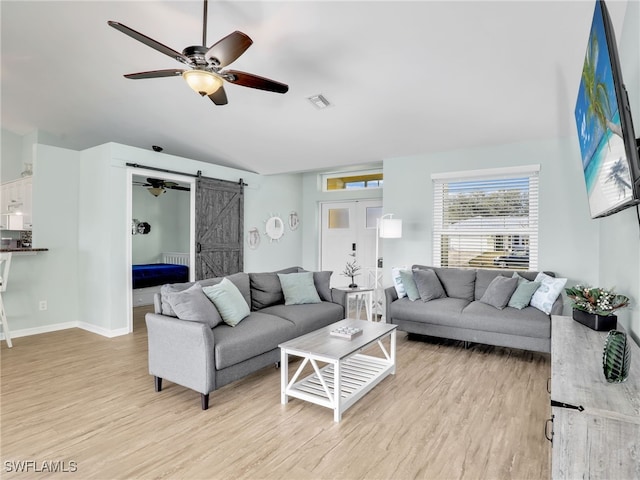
<box><xmin>77</xmin><ymin>322</ymin><xmax>130</xmax><ymax>338</ymax></box>
<box><xmin>0</xmin><ymin>321</ymin><xmax>130</xmax><ymax>341</ymax></box>
<box><xmin>0</xmin><ymin>321</ymin><xmax>77</xmax><ymax>340</ymax></box>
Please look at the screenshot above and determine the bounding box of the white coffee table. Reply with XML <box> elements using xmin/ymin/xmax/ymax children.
<box><xmin>279</xmin><ymin>318</ymin><xmax>397</xmax><ymax>422</ymax></box>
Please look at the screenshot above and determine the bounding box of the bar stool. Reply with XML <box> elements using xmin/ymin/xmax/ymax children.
<box><xmin>0</xmin><ymin>252</ymin><xmax>12</xmax><ymax>348</ymax></box>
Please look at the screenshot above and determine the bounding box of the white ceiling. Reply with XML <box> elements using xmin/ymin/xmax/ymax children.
<box><xmin>1</xmin><ymin>1</ymin><xmax>630</xmax><ymax>175</ymax></box>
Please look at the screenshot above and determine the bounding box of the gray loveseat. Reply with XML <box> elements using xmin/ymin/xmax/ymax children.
<box><xmin>145</xmin><ymin>267</ymin><xmax>345</xmax><ymax>409</ymax></box>
<box><xmin>384</xmin><ymin>265</ymin><xmax>564</xmax><ymax>353</ymax></box>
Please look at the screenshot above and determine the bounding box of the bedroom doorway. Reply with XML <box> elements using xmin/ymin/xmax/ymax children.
<box><xmin>126</xmin><ymin>167</ymin><xmax>196</xmax><ymax>332</ymax></box>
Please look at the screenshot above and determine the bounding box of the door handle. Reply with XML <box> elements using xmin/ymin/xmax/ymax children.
<box><xmin>544</xmin><ymin>415</ymin><xmax>554</xmax><ymax>443</ymax></box>
<box><xmin>197</xmin><ymin>242</ymin><xmax>202</xmax><ymax>253</ymax></box>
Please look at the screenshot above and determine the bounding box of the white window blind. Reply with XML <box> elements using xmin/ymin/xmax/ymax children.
<box><xmin>432</xmin><ymin>167</ymin><xmax>539</xmax><ymax>271</ymax></box>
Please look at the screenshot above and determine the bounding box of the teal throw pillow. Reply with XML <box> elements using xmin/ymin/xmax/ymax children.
<box><xmin>398</xmin><ymin>269</ymin><xmax>420</xmax><ymax>301</ymax></box>
<box><xmin>202</xmin><ymin>277</ymin><xmax>250</xmax><ymax>327</ymax></box>
<box><xmin>507</xmin><ymin>273</ymin><xmax>541</xmax><ymax>310</ymax></box>
<box><xmin>277</xmin><ymin>272</ymin><xmax>322</xmax><ymax>305</ymax></box>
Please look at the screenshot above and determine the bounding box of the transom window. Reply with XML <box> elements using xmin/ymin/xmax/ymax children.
<box><xmin>432</xmin><ymin>166</ymin><xmax>540</xmax><ymax>270</ymax></box>
<box><xmin>322</xmin><ymin>170</ymin><xmax>383</xmax><ymax>191</ymax></box>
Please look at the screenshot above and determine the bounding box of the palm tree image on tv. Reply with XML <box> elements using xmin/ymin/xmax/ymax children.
<box><xmin>574</xmin><ymin>1</ymin><xmax>632</xmax><ymax>217</ymax></box>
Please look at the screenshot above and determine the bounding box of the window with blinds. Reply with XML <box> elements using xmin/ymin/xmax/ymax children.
<box><xmin>432</xmin><ymin>166</ymin><xmax>539</xmax><ymax>271</ymax></box>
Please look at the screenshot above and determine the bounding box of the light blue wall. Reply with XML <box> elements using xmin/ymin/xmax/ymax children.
<box><xmin>598</xmin><ymin>0</ymin><xmax>640</xmax><ymax>343</ymax></box>
<box><xmin>244</xmin><ymin>173</ymin><xmax>304</xmax><ymax>273</ymax></box>
<box><xmin>382</xmin><ymin>137</ymin><xmax>600</xmax><ymax>312</ymax></box>
<box><xmin>2</xmin><ymin>144</ymin><xmax>80</xmax><ymax>333</ymax></box>
<box><xmin>131</xmin><ymin>186</ymin><xmax>190</xmax><ymax>264</ymax></box>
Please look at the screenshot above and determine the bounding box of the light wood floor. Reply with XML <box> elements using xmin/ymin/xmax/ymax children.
<box><xmin>1</xmin><ymin>307</ymin><xmax>551</xmax><ymax>479</ymax></box>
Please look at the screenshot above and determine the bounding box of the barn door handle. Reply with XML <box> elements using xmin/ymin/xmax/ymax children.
<box><xmin>197</xmin><ymin>243</ymin><xmax>202</xmax><ymax>253</ymax></box>
<box><xmin>544</xmin><ymin>416</ymin><xmax>554</xmax><ymax>443</ymax></box>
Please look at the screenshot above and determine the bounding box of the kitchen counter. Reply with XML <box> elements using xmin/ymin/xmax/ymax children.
<box><xmin>0</xmin><ymin>248</ymin><xmax>48</xmax><ymax>253</ymax></box>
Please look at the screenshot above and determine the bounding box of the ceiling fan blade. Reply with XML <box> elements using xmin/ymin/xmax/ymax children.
<box><xmin>224</xmin><ymin>70</ymin><xmax>288</xmax><ymax>94</ymax></box>
<box><xmin>169</xmin><ymin>186</ymin><xmax>191</xmax><ymax>191</ymax></box>
<box><xmin>208</xmin><ymin>86</ymin><xmax>228</xmax><ymax>105</ymax></box>
<box><xmin>124</xmin><ymin>69</ymin><xmax>185</xmax><ymax>79</ymax></box>
<box><xmin>108</xmin><ymin>21</ymin><xmax>191</xmax><ymax>65</ymax></box>
<box><xmin>205</xmin><ymin>31</ymin><xmax>253</xmax><ymax>68</ymax></box>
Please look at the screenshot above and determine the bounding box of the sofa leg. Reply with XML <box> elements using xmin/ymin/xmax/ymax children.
<box><xmin>201</xmin><ymin>393</ymin><xmax>210</xmax><ymax>410</ymax></box>
<box><xmin>275</xmin><ymin>361</ymin><xmax>280</xmax><ymax>369</ymax></box>
<box><xmin>154</xmin><ymin>376</ymin><xmax>162</xmax><ymax>392</ymax></box>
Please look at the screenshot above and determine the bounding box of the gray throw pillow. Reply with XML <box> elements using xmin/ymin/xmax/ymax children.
<box><xmin>249</xmin><ymin>272</ymin><xmax>284</xmax><ymax>310</ymax></box>
<box><xmin>399</xmin><ymin>270</ymin><xmax>420</xmax><ymax>301</ymax></box>
<box><xmin>165</xmin><ymin>283</ymin><xmax>223</xmax><ymax>328</ymax></box>
<box><xmin>479</xmin><ymin>275</ymin><xmax>518</xmax><ymax>310</ymax></box>
<box><xmin>413</xmin><ymin>269</ymin><xmax>446</xmax><ymax>302</ymax></box>
<box><xmin>277</xmin><ymin>272</ymin><xmax>322</xmax><ymax>305</ymax></box>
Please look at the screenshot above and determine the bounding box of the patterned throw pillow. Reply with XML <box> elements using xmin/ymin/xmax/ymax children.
<box><xmin>530</xmin><ymin>272</ymin><xmax>567</xmax><ymax>315</ymax></box>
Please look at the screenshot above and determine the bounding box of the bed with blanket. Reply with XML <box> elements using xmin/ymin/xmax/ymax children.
<box><xmin>132</xmin><ymin>263</ymin><xmax>189</xmax><ymax>289</ymax></box>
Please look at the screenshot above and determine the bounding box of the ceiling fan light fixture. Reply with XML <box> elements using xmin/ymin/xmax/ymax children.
<box><xmin>182</xmin><ymin>70</ymin><xmax>222</xmax><ymax>96</ymax></box>
<box><xmin>148</xmin><ymin>187</ymin><xmax>166</xmax><ymax>197</ymax></box>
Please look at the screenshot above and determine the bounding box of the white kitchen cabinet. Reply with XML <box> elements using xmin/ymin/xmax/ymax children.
<box><xmin>0</xmin><ymin>177</ymin><xmax>32</xmax><ymax>230</ymax></box>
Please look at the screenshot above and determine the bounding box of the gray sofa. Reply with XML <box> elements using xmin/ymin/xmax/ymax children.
<box><xmin>145</xmin><ymin>267</ymin><xmax>345</xmax><ymax>409</ymax></box>
<box><xmin>384</xmin><ymin>265</ymin><xmax>564</xmax><ymax>353</ymax></box>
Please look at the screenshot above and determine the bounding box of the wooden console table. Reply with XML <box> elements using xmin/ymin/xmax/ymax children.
<box><xmin>550</xmin><ymin>315</ymin><xmax>640</xmax><ymax>479</ymax></box>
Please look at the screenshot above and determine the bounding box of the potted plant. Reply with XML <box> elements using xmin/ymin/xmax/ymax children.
<box><xmin>342</xmin><ymin>259</ymin><xmax>362</xmax><ymax>289</ymax></box>
<box><xmin>565</xmin><ymin>285</ymin><xmax>630</xmax><ymax>331</ymax></box>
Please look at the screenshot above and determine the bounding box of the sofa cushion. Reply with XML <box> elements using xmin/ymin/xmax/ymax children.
<box><xmin>413</xmin><ymin>266</ymin><xmax>475</xmax><ymax>301</ymax></box>
<box><xmin>461</xmin><ymin>301</ymin><xmax>551</xmax><ymax>339</ymax></box>
<box><xmin>312</xmin><ymin>271</ymin><xmax>333</xmax><ymax>302</ymax></box>
<box><xmin>389</xmin><ymin>297</ymin><xmax>470</xmax><ymax>328</ymax></box>
<box><xmin>474</xmin><ymin>270</ymin><xmax>513</xmax><ymax>301</ymax></box>
<box><xmin>399</xmin><ymin>270</ymin><xmax>420</xmax><ymax>301</ymax></box>
<box><xmin>260</xmin><ymin>302</ymin><xmax>344</xmax><ymax>336</ymax></box>
<box><xmin>413</xmin><ymin>268</ymin><xmax>446</xmax><ymax>302</ymax></box>
<box><xmin>391</xmin><ymin>266</ymin><xmax>409</xmax><ymax>298</ymax></box>
<box><xmin>164</xmin><ymin>283</ymin><xmax>223</xmax><ymax>328</ymax></box>
<box><xmin>202</xmin><ymin>278</ymin><xmax>251</xmax><ymax>327</ymax></box>
<box><xmin>249</xmin><ymin>272</ymin><xmax>284</xmax><ymax>310</ymax></box>
<box><xmin>160</xmin><ymin>272</ymin><xmax>250</xmax><ymax>316</ymax></box>
<box><xmin>530</xmin><ymin>272</ymin><xmax>567</xmax><ymax>315</ymax></box>
<box><xmin>213</xmin><ymin>312</ymin><xmax>297</xmax><ymax>369</ymax></box>
<box><xmin>479</xmin><ymin>275</ymin><xmax>518</xmax><ymax>310</ymax></box>
<box><xmin>278</xmin><ymin>272</ymin><xmax>322</xmax><ymax>305</ymax></box>
<box><xmin>508</xmin><ymin>274</ymin><xmax>541</xmax><ymax>310</ymax></box>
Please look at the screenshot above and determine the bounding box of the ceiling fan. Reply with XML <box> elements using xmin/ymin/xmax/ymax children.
<box><xmin>108</xmin><ymin>0</ymin><xmax>288</xmax><ymax>105</ymax></box>
<box><xmin>134</xmin><ymin>178</ymin><xmax>191</xmax><ymax>197</ymax></box>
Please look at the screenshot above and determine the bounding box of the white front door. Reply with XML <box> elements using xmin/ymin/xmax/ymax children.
<box><xmin>320</xmin><ymin>200</ymin><xmax>382</xmax><ymax>288</ymax></box>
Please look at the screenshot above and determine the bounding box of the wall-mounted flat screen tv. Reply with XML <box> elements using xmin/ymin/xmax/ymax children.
<box><xmin>574</xmin><ymin>0</ymin><xmax>640</xmax><ymax>219</ymax></box>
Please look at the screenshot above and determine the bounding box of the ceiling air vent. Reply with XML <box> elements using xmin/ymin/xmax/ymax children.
<box><xmin>307</xmin><ymin>94</ymin><xmax>331</xmax><ymax>110</ymax></box>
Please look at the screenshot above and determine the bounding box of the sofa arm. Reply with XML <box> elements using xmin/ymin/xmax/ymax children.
<box><xmin>145</xmin><ymin>313</ymin><xmax>216</xmax><ymax>395</ymax></box>
<box><xmin>384</xmin><ymin>287</ymin><xmax>398</xmax><ymax>324</ymax></box>
<box><xmin>550</xmin><ymin>293</ymin><xmax>564</xmax><ymax>316</ymax></box>
<box><xmin>330</xmin><ymin>288</ymin><xmax>347</xmax><ymax>309</ymax></box>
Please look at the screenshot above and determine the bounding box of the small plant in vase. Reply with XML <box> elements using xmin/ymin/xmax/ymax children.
<box><xmin>342</xmin><ymin>259</ymin><xmax>362</xmax><ymax>289</ymax></box>
<box><xmin>565</xmin><ymin>285</ymin><xmax>629</xmax><ymax>331</ymax></box>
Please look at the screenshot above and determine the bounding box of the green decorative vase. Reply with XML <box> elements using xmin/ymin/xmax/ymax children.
<box><xmin>602</xmin><ymin>330</ymin><xmax>631</xmax><ymax>383</ymax></box>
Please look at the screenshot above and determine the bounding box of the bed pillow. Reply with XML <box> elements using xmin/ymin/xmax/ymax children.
<box><xmin>277</xmin><ymin>272</ymin><xmax>322</xmax><ymax>305</ymax></box>
<box><xmin>507</xmin><ymin>273</ymin><xmax>541</xmax><ymax>310</ymax></box>
<box><xmin>479</xmin><ymin>275</ymin><xmax>518</xmax><ymax>310</ymax></box>
<box><xmin>413</xmin><ymin>268</ymin><xmax>446</xmax><ymax>302</ymax></box>
<box><xmin>202</xmin><ymin>278</ymin><xmax>250</xmax><ymax>327</ymax></box>
<box><xmin>165</xmin><ymin>283</ymin><xmax>223</xmax><ymax>328</ymax></box>
<box><xmin>398</xmin><ymin>270</ymin><xmax>420</xmax><ymax>301</ymax></box>
<box><xmin>530</xmin><ymin>272</ymin><xmax>567</xmax><ymax>315</ymax></box>
<box><xmin>391</xmin><ymin>266</ymin><xmax>409</xmax><ymax>298</ymax></box>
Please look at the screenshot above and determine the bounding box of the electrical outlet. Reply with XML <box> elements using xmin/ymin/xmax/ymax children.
<box><xmin>39</xmin><ymin>300</ymin><xmax>47</xmax><ymax>311</ymax></box>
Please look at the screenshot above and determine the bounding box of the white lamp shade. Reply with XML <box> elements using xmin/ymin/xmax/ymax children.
<box><xmin>379</xmin><ymin>218</ymin><xmax>402</xmax><ymax>238</ymax></box>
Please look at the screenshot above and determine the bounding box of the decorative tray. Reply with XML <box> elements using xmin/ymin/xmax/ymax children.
<box><xmin>330</xmin><ymin>326</ymin><xmax>363</xmax><ymax>340</ymax></box>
